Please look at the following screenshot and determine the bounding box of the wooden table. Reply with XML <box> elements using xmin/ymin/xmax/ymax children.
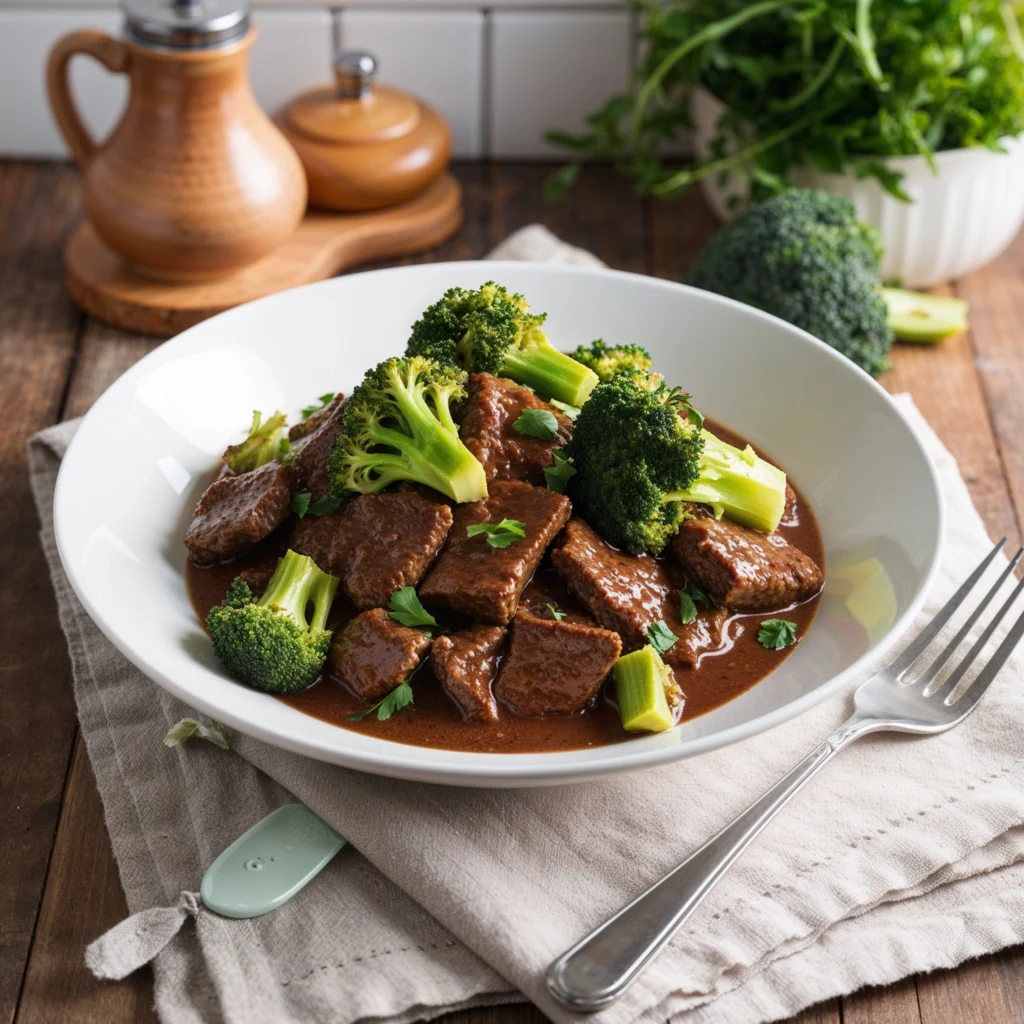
<box><xmin>3</xmin><ymin>159</ymin><xmax>1023</xmax><ymax>1024</ymax></box>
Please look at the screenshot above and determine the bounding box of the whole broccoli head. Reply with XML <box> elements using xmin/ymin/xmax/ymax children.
<box><xmin>572</xmin><ymin>340</ymin><xmax>653</xmax><ymax>382</ymax></box>
<box><xmin>685</xmin><ymin>189</ymin><xmax>893</xmax><ymax>376</ymax></box>
<box><xmin>566</xmin><ymin>370</ymin><xmax>704</xmax><ymax>555</ymax></box>
<box><xmin>207</xmin><ymin>550</ymin><xmax>339</xmax><ymax>693</ymax></box>
<box><xmin>328</xmin><ymin>355</ymin><xmax>488</xmax><ymax>504</ymax></box>
<box><xmin>406</xmin><ymin>282</ymin><xmax>599</xmax><ymax>406</ymax></box>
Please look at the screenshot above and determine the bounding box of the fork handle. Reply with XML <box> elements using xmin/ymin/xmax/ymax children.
<box><xmin>546</xmin><ymin>716</ymin><xmax>871</xmax><ymax>1012</ymax></box>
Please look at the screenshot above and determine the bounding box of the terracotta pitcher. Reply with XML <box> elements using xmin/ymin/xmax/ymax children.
<box><xmin>47</xmin><ymin>0</ymin><xmax>307</xmax><ymax>282</ymax></box>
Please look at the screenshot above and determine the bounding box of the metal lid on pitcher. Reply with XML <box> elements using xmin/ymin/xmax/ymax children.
<box><xmin>123</xmin><ymin>0</ymin><xmax>250</xmax><ymax>50</ymax></box>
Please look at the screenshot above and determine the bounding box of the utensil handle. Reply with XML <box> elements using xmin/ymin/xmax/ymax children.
<box><xmin>546</xmin><ymin>717</ymin><xmax>870</xmax><ymax>1012</ymax></box>
<box><xmin>46</xmin><ymin>30</ymin><xmax>129</xmax><ymax>168</ymax></box>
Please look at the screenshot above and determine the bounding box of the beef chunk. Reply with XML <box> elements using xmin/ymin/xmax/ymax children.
<box><xmin>431</xmin><ymin>626</ymin><xmax>506</xmax><ymax>722</ymax></box>
<box><xmin>493</xmin><ymin>609</ymin><xmax>621</xmax><ymax>716</ymax></box>
<box><xmin>672</xmin><ymin>606</ymin><xmax>731</xmax><ymax>668</ymax></box>
<box><xmin>289</xmin><ymin>392</ymin><xmax>344</xmax><ymax>442</ymax></box>
<box><xmin>288</xmin><ymin>492</ymin><xmax>453</xmax><ymax>608</ymax></box>
<box><xmin>184</xmin><ymin>462</ymin><xmax>294</xmax><ymax>565</ymax></box>
<box><xmin>292</xmin><ymin>394</ymin><xmax>346</xmax><ymax>500</ymax></box>
<box><xmin>459</xmin><ymin>372</ymin><xmax>572</xmax><ymax>485</ymax></box>
<box><xmin>420</xmin><ymin>480</ymin><xmax>572</xmax><ymax>625</ymax></box>
<box><xmin>669</xmin><ymin>508</ymin><xmax>823</xmax><ymax>611</ymax></box>
<box><xmin>326</xmin><ymin>608</ymin><xmax>430</xmax><ymax>702</ymax></box>
<box><xmin>551</xmin><ymin>517</ymin><xmax>718</xmax><ymax>667</ymax></box>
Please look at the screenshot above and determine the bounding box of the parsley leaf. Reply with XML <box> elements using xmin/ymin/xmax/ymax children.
<box><xmin>683</xmin><ymin>579</ymin><xmax>716</xmax><ymax>608</ymax></box>
<box><xmin>163</xmin><ymin>717</ymin><xmax>231</xmax><ymax>751</ymax></box>
<box><xmin>549</xmin><ymin>398</ymin><xmax>581</xmax><ymax>421</ymax></box>
<box><xmin>544</xmin><ymin>450</ymin><xmax>577</xmax><ymax>494</ymax></box>
<box><xmin>388</xmin><ymin>587</ymin><xmax>437</xmax><ymax>633</ymax></box>
<box><xmin>467</xmin><ymin>518</ymin><xmax>526</xmax><ymax>549</ymax></box>
<box><xmin>308</xmin><ymin>491</ymin><xmax>344</xmax><ymax>516</ymax></box>
<box><xmin>301</xmin><ymin>393</ymin><xmax>336</xmax><ymax>420</ymax></box>
<box><xmin>513</xmin><ymin>408</ymin><xmax>559</xmax><ymax>441</ymax></box>
<box><xmin>678</xmin><ymin>591</ymin><xmax>698</xmax><ymax>625</ymax></box>
<box><xmin>292</xmin><ymin>491</ymin><xmax>312</xmax><ymax>517</ymax></box>
<box><xmin>546</xmin><ymin>602</ymin><xmax>566</xmax><ymax>621</ymax></box>
<box><xmin>646</xmin><ymin>619</ymin><xmax>678</xmax><ymax>655</ymax></box>
<box><xmin>758</xmin><ymin>619</ymin><xmax>799</xmax><ymax>650</ymax></box>
<box><xmin>347</xmin><ymin>679</ymin><xmax>415</xmax><ymax>722</ymax></box>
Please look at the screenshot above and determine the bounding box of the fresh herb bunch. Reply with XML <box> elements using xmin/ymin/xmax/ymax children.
<box><xmin>548</xmin><ymin>0</ymin><xmax>1024</xmax><ymax>204</ymax></box>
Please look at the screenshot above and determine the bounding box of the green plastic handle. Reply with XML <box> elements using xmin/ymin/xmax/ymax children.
<box><xmin>200</xmin><ymin>804</ymin><xmax>346</xmax><ymax>919</ymax></box>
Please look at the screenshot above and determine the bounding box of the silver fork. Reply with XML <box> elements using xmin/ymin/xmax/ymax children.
<box><xmin>547</xmin><ymin>538</ymin><xmax>1024</xmax><ymax>1012</ymax></box>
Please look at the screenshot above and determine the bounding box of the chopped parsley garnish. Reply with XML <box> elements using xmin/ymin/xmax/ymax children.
<box><xmin>546</xmin><ymin>602</ymin><xmax>566</xmax><ymax>621</ymax></box>
<box><xmin>388</xmin><ymin>587</ymin><xmax>438</xmax><ymax>633</ymax></box>
<box><xmin>678</xmin><ymin>579</ymin><xmax>716</xmax><ymax>624</ymax></box>
<box><xmin>291</xmin><ymin>491</ymin><xmax>311</xmax><ymax>517</ymax></box>
<box><xmin>543</xmin><ymin>450</ymin><xmax>576</xmax><ymax>494</ymax></box>
<box><xmin>293</xmin><ymin>490</ymin><xmax>345</xmax><ymax>518</ymax></box>
<box><xmin>678</xmin><ymin>591</ymin><xmax>698</xmax><ymax>625</ymax></box>
<box><xmin>467</xmin><ymin>518</ymin><xmax>526</xmax><ymax>549</ymax></box>
<box><xmin>549</xmin><ymin>398</ymin><xmax>581</xmax><ymax>421</ymax></box>
<box><xmin>758</xmin><ymin>619</ymin><xmax>799</xmax><ymax>650</ymax></box>
<box><xmin>301</xmin><ymin>393</ymin><xmax>336</xmax><ymax>420</ymax></box>
<box><xmin>646</xmin><ymin>619</ymin><xmax>678</xmax><ymax>655</ymax></box>
<box><xmin>347</xmin><ymin>679</ymin><xmax>414</xmax><ymax>722</ymax></box>
<box><xmin>513</xmin><ymin>408</ymin><xmax>559</xmax><ymax>441</ymax></box>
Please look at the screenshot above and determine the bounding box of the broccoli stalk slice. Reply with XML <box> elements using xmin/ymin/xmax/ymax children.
<box><xmin>222</xmin><ymin>410</ymin><xmax>288</xmax><ymax>474</ymax></box>
<box><xmin>498</xmin><ymin>344</ymin><xmax>599</xmax><ymax>408</ymax></box>
<box><xmin>613</xmin><ymin>645</ymin><xmax>681</xmax><ymax>733</ymax></box>
<box><xmin>669</xmin><ymin>430</ymin><xmax>787</xmax><ymax>534</ymax></box>
<box><xmin>259</xmin><ymin>548</ymin><xmax>339</xmax><ymax>632</ymax></box>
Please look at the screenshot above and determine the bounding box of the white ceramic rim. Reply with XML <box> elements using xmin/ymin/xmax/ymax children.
<box><xmin>53</xmin><ymin>262</ymin><xmax>946</xmax><ymax>785</ymax></box>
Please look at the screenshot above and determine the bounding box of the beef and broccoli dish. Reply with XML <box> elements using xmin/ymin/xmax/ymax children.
<box><xmin>184</xmin><ymin>282</ymin><xmax>825</xmax><ymax>754</ymax></box>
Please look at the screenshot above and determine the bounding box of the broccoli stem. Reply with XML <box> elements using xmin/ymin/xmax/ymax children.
<box><xmin>259</xmin><ymin>550</ymin><xmax>339</xmax><ymax>632</ymax></box>
<box><xmin>614</xmin><ymin>645</ymin><xmax>679</xmax><ymax>733</ymax></box>
<box><xmin>670</xmin><ymin>430</ymin><xmax>787</xmax><ymax>534</ymax></box>
<box><xmin>498</xmin><ymin>345</ymin><xmax>599</xmax><ymax>407</ymax></box>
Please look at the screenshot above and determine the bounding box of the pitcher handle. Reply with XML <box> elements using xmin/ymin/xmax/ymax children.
<box><xmin>46</xmin><ymin>30</ymin><xmax>129</xmax><ymax>168</ymax></box>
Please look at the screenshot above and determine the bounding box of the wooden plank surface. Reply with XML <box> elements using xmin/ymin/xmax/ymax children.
<box><xmin>6</xmin><ymin>159</ymin><xmax>1024</xmax><ymax>1024</ymax></box>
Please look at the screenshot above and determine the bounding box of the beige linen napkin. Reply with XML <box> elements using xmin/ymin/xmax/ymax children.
<box><xmin>29</xmin><ymin>226</ymin><xmax>1024</xmax><ymax>1024</ymax></box>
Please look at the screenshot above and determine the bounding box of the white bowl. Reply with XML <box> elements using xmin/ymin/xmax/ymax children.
<box><xmin>691</xmin><ymin>87</ymin><xmax>1024</xmax><ymax>288</ymax></box>
<box><xmin>53</xmin><ymin>262</ymin><xmax>944</xmax><ymax>786</ymax></box>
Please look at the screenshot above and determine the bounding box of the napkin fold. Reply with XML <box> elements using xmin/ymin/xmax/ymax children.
<box><xmin>29</xmin><ymin>225</ymin><xmax>1024</xmax><ymax>1024</ymax></box>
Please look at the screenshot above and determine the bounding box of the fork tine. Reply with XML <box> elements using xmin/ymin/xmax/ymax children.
<box><xmin>888</xmin><ymin>538</ymin><xmax>1007</xmax><ymax>681</ymax></box>
<box><xmin>930</xmin><ymin>572</ymin><xmax>1024</xmax><ymax>705</ymax></box>
<box><xmin>946</xmin><ymin>598</ymin><xmax>1024</xmax><ymax>713</ymax></box>
<box><xmin>914</xmin><ymin>548</ymin><xmax>1024</xmax><ymax>694</ymax></box>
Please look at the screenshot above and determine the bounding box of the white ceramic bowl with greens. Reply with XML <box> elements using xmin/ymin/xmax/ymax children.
<box><xmin>52</xmin><ymin>262</ymin><xmax>943</xmax><ymax>786</ymax></box>
<box><xmin>692</xmin><ymin>88</ymin><xmax>1024</xmax><ymax>288</ymax></box>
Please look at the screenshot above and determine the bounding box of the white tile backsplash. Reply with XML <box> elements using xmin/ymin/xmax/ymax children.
<box><xmin>339</xmin><ymin>8</ymin><xmax>485</xmax><ymax>158</ymax></box>
<box><xmin>0</xmin><ymin>8</ymin><xmax>126</xmax><ymax>158</ymax></box>
<box><xmin>489</xmin><ymin>9</ymin><xmax>631</xmax><ymax>159</ymax></box>
<box><xmin>0</xmin><ymin>3</ymin><xmax>633</xmax><ymax>160</ymax></box>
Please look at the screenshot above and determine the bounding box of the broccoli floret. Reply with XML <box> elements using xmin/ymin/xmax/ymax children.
<box><xmin>566</xmin><ymin>371</ymin><xmax>787</xmax><ymax>554</ymax></box>
<box><xmin>572</xmin><ymin>340</ymin><xmax>653</xmax><ymax>382</ymax></box>
<box><xmin>206</xmin><ymin>550</ymin><xmax>339</xmax><ymax>693</ymax></box>
<box><xmin>406</xmin><ymin>282</ymin><xmax>599</xmax><ymax>407</ymax></box>
<box><xmin>327</xmin><ymin>355</ymin><xmax>488</xmax><ymax>504</ymax></box>
<box><xmin>222</xmin><ymin>410</ymin><xmax>289</xmax><ymax>474</ymax></box>
<box><xmin>685</xmin><ymin>189</ymin><xmax>894</xmax><ymax>376</ymax></box>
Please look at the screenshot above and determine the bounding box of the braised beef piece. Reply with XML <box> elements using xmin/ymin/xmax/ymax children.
<box><xmin>459</xmin><ymin>372</ymin><xmax>572</xmax><ymax>485</ymax></box>
<box><xmin>669</xmin><ymin>506</ymin><xmax>823</xmax><ymax>611</ymax></box>
<box><xmin>551</xmin><ymin>518</ymin><xmax>720</xmax><ymax>667</ymax></box>
<box><xmin>289</xmin><ymin>392</ymin><xmax>344</xmax><ymax>442</ymax></box>
<box><xmin>672</xmin><ymin>606</ymin><xmax>731</xmax><ymax>668</ymax></box>
<box><xmin>291</xmin><ymin>394</ymin><xmax>346</xmax><ymax>500</ymax></box>
<box><xmin>431</xmin><ymin>626</ymin><xmax>506</xmax><ymax>722</ymax></box>
<box><xmin>494</xmin><ymin>609</ymin><xmax>621</xmax><ymax>716</ymax></box>
<box><xmin>419</xmin><ymin>480</ymin><xmax>572</xmax><ymax>625</ymax></box>
<box><xmin>326</xmin><ymin>608</ymin><xmax>430</xmax><ymax>702</ymax></box>
<box><xmin>288</xmin><ymin>492</ymin><xmax>453</xmax><ymax>608</ymax></box>
<box><xmin>184</xmin><ymin>462</ymin><xmax>294</xmax><ymax>565</ymax></box>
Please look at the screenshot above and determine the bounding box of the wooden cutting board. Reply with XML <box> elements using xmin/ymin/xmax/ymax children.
<box><xmin>64</xmin><ymin>172</ymin><xmax>462</xmax><ymax>337</ymax></box>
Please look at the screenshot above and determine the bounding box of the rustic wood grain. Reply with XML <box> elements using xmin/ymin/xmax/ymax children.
<box><xmin>843</xmin><ymin>978</ymin><xmax>921</xmax><ymax>1024</ymax></box>
<box><xmin>0</xmin><ymin>161</ymin><xmax>84</xmax><ymax>1024</ymax></box>
<box><xmin>917</xmin><ymin>952</ymin><xmax>1024</xmax><ymax>1024</ymax></box>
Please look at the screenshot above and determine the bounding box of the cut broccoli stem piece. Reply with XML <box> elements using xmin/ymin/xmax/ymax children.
<box><xmin>223</xmin><ymin>410</ymin><xmax>288</xmax><ymax>474</ymax></box>
<box><xmin>498</xmin><ymin>344</ymin><xmax>599</xmax><ymax>408</ymax></box>
<box><xmin>613</xmin><ymin>645</ymin><xmax>681</xmax><ymax>733</ymax></box>
<box><xmin>259</xmin><ymin>548</ymin><xmax>339</xmax><ymax>632</ymax></box>
<box><xmin>670</xmin><ymin>430</ymin><xmax>787</xmax><ymax>534</ymax></box>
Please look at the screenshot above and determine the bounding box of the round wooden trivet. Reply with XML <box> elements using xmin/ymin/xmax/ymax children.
<box><xmin>64</xmin><ymin>172</ymin><xmax>462</xmax><ymax>337</ymax></box>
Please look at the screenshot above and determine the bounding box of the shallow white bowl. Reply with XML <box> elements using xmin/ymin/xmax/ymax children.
<box><xmin>691</xmin><ymin>87</ymin><xmax>1024</xmax><ymax>288</ymax></box>
<box><xmin>54</xmin><ymin>262</ymin><xmax>944</xmax><ymax>786</ymax></box>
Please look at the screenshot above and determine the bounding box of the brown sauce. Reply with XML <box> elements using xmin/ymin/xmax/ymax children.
<box><xmin>186</xmin><ymin>420</ymin><xmax>824</xmax><ymax>754</ymax></box>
